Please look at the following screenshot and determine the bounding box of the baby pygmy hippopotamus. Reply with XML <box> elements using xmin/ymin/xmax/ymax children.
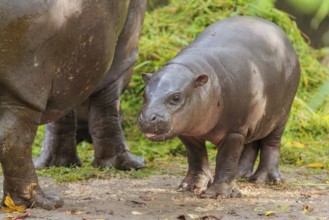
<box><xmin>138</xmin><ymin>16</ymin><xmax>300</xmax><ymax>198</ymax></box>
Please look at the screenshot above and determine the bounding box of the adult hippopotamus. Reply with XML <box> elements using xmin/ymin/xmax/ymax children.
<box><xmin>0</xmin><ymin>0</ymin><xmax>145</xmax><ymax>210</ymax></box>
<box><xmin>138</xmin><ymin>16</ymin><xmax>300</xmax><ymax>198</ymax></box>
<box><xmin>34</xmin><ymin>0</ymin><xmax>146</xmax><ymax>170</ymax></box>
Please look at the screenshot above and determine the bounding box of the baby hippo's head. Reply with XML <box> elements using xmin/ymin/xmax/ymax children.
<box><xmin>137</xmin><ymin>65</ymin><xmax>209</xmax><ymax>142</ymax></box>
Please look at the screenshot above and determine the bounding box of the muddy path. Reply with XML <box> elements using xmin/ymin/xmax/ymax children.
<box><xmin>0</xmin><ymin>165</ymin><xmax>328</xmax><ymax>220</ymax></box>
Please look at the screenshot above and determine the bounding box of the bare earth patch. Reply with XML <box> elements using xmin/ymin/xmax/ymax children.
<box><xmin>0</xmin><ymin>166</ymin><xmax>328</xmax><ymax>220</ymax></box>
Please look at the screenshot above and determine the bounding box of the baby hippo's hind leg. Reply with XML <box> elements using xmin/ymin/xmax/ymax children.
<box><xmin>250</xmin><ymin>125</ymin><xmax>286</xmax><ymax>183</ymax></box>
<box><xmin>237</xmin><ymin>141</ymin><xmax>260</xmax><ymax>179</ymax></box>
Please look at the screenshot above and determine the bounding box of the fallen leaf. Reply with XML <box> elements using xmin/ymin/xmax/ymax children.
<box><xmin>300</xmin><ymin>190</ymin><xmax>327</xmax><ymax>197</ymax></box>
<box><xmin>132</xmin><ymin>211</ymin><xmax>144</xmax><ymax>215</ymax></box>
<box><xmin>264</xmin><ymin>210</ymin><xmax>276</xmax><ymax>216</ymax></box>
<box><xmin>13</xmin><ymin>212</ymin><xmax>32</xmax><ymax>220</ymax></box>
<box><xmin>306</xmin><ymin>163</ymin><xmax>325</xmax><ymax>169</ymax></box>
<box><xmin>187</xmin><ymin>214</ymin><xmax>199</xmax><ymax>218</ymax></box>
<box><xmin>140</xmin><ymin>195</ymin><xmax>156</xmax><ymax>201</ymax></box>
<box><xmin>0</xmin><ymin>195</ymin><xmax>27</xmax><ymax>214</ymax></box>
<box><xmin>66</xmin><ymin>209</ymin><xmax>82</xmax><ymax>215</ymax></box>
<box><xmin>303</xmin><ymin>205</ymin><xmax>313</xmax><ymax>214</ymax></box>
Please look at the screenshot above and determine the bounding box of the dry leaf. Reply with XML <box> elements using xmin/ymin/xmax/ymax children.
<box><xmin>140</xmin><ymin>195</ymin><xmax>156</xmax><ymax>201</ymax></box>
<box><xmin>303</xmin><ymin>205</ymin><xmax>313</xmax><ymax>214</ymax></box>
<box><xmin>132</xmin><ymin>211</ymin><xmax>144</xmax><ymax>215</ymax></box>
<box><xmin>264</xmin><ymin>210</ymin><xmax>276</xmax><ymax>216</ymax></box>
<box><xmin>1</xmin><ymin>195</ymin><xmax>27</xmax><ymax>214</ymax></box>
<box><xmin>306</xmin><ymin>163</ymin><xmax>325</xmax><ymax>169</ymax></box>
<box><xmin>13</xmin><ymin>212</ymin><xmax>32</xmax><ymax>220</ymax></box>
<box><xmin>66</xmin><ymin>209</ymin><xmax>82</xmax><ymax>215</ymax></box>
<box><xmin>300</xmin><ymin>190</ymin><xmax>327</xmax><ymax>197</ymax></box>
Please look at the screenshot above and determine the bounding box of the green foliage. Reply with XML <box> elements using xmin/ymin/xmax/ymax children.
<box><xmin>281</xmin><ymin>0</ymin><xmax>329</xmax><ymax>29</ymax></box>
<box><xmin>33</xmin><ymin>0</ymin><xmax>329</xmax><ymax>182</ymax></box>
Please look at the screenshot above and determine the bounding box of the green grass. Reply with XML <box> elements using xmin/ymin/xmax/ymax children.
<box><xmin>32</xmin><ymin>0</ymin><xmax>329</xmax><ymax>182</ymax></box>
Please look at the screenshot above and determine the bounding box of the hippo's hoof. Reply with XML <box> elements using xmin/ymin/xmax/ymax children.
<box><xmin>249</xmin><ymin>170</ymin><xmax>283</xmax><ymax>183</ymax></box>
<box><xmin>92</xmin><ymin>151</ymin><xmax>145</xmax><ymax>170</ymax></box>
<box><xmin>32</xmin><ymin>190</ymin><xmax>64</xmax><ymax>210</ymax></box>
<box><xmin>236</xmin><ymin>169</ymin><xmax>254</xmax><ymax>179</ymax></box>
<box><xmin>200</xmin><ymin>181</ymin><xmax>241</xmax><ymax>199</ymax></box>
<box><xmin>34</xmin><ymin>155</ymin><xmax>82</xmax><ymax>169</ymax></box>
<box><xmin>4</xmin><ymin>190</ymin><xmax>63</xmax><ymax>210</ymax></box>
<box><xmin>178</xmin><ymin>171</ymin><xmax>213</xmax><ymax>195</ymax></box>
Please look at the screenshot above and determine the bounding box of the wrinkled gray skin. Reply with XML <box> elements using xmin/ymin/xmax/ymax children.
<box><xmin>34</xmin><ymin>0</ymin><xmax>146</xmax><ymax>170</ymax></box>
<box><xmin>0</xmin><ymin>0</ymin><xmax>145</xmax><ymax>210</ymax></box>
<box><xmin>138</xmin><ymin>16</ymin><xmax>300</xmax><ymax>198</ymax></box>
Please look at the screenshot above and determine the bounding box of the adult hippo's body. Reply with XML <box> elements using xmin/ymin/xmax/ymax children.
<box><xmin>34</xmin><ymin>0</ymin><xmax>146</xmax><ymax>170</ymax></box>
<box><xmin>0</xmin><ymin>0</ymin><xmax>145</xmax><ymax>210</ymax></box>
<box><xmin>138</xmin><ymin>16</ymin><xmax>300</xmax><ymax>198</ymax></box>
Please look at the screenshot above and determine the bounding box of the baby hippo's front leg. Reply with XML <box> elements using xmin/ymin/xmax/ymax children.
<box><xmin>178</xmin><ymin>136</ymin><xmax>213</xmax><ymax>195</ymax></box>
<box><xmin>204</xmin><ymin>133</ymin><xmax>244</xmax><ymax>198</ymax></box>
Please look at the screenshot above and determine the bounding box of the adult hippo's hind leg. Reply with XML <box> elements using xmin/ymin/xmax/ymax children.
<box><xmin>237</xmin><ymin>141</ymin><xmax>260</xmax><ymax>179</ymax></box>
<box><xmin>250</xmin><ymin>124</ymin><xmax>285</xmax><ymax>183</ymax></box>
<box><xmin>178</xmin><ymin>136</ymin><xmax>213</xmax><ymax>195</ymax></box>
<box><xmin>34</xmin><ymin>111</ymin><xmax>82</xmax><ymax>169</ymax></box>
<box><xmin>0</xmin><ymin>106</ymin><xmax>63</xmax><ymax>210</ymax></box>
<box><xmin>89</xmin><ymin>81</ymin><xmax>145</xmax><ymax>170</ymax></box>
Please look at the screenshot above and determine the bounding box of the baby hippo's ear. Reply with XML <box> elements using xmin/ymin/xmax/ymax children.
<box><xmin>193</xmin><ymin>74</ymin><xmax>208</xmax><ymax>87</ymax></box>
<box><xmin>142</xmin><ymin>73</ymin><xmax>153</xmax><ymax>84</ymax></box>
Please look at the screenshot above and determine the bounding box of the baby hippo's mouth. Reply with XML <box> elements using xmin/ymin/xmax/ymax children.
<box><xmin>144</xmin><ymin>131</ymin><xmax>176</xmax><ymax>142</ymax></box>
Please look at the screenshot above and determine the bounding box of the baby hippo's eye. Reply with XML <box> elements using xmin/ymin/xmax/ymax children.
<box><xmin>169</xmin><ymin>93</ymin><xmax>182</xmax><ymax>105</ymax></box>
<box><xmin>172</xmin><ymin>94</ymin><xmax>180</xmax><ymax>102</ymax></box>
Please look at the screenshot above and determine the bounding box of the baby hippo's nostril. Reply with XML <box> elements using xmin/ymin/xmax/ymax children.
<box><xmin>150</xmin><ymin>114</ymin><xmax>157</xmax><ymax>122</ymax></box>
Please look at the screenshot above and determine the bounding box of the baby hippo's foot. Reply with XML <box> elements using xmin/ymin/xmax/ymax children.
<box><xmin>249</xmin><ymin>168</ymin><xmax>283</xmax><ymax>183</ymax></box>
<box><xmin>92</xmin><ymin>150</ymin><xmax>145</xmax><ymax>170</ymax></box>
<box><xmin>178</xmin><ymin>170</ymin><xmax>213</xmax><ymax>195</ymax></box>
<box><xmin>201</xmin><ymin>180</ymin><xmax>241</xmax><ymax>199</ymax></box>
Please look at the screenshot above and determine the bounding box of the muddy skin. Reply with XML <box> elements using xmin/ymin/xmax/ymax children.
<box><xmin>138</xmin><ymin>16</ymin><xmax>300</xmax><ymax>199</ymax></box>
<box><xmin>0</xmin><ymin>0</ymin><xmax>145</xmax><ymax>210</ymax></box>
<box><xmin>34</xmin><ymin>0</ymin><xmax>146</xmax><ymax>171</ymax></box>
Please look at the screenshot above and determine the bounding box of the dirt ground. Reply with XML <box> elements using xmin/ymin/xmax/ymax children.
<box><xmin>0</xmin><ymin>165</ymin><xmax>328</xmax><ymax>220</ymax></box>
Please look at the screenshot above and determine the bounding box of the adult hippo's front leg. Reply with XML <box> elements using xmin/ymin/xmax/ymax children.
<box><xmin>34</xmin><ymin>111</ymin><xmax>82</xmax><ymax>169</ymax></box>
<box><xmin>178</xmin><ymin>136</ymin><xmax>213</xmax><ymax>194</ymax></box>
<box><xmin>0</xmin><ymin>105</ymin><xmax>63</xmax><ymax>210</ymax></box>
<box><xmin>89</xmin><ymin>77</ymin><xmax>145</xmax><ymax>170</ymax></box>
<box><xmin>204</xmin><ymin>133</ymin><xmax>244</xmax><ymax>198</ymax></box>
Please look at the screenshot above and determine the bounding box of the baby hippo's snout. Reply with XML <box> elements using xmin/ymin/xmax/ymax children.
<box><xmin>137</xmin><ymin>110</ymin><xmax>173</xmax><ymax>141</ymax></box>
